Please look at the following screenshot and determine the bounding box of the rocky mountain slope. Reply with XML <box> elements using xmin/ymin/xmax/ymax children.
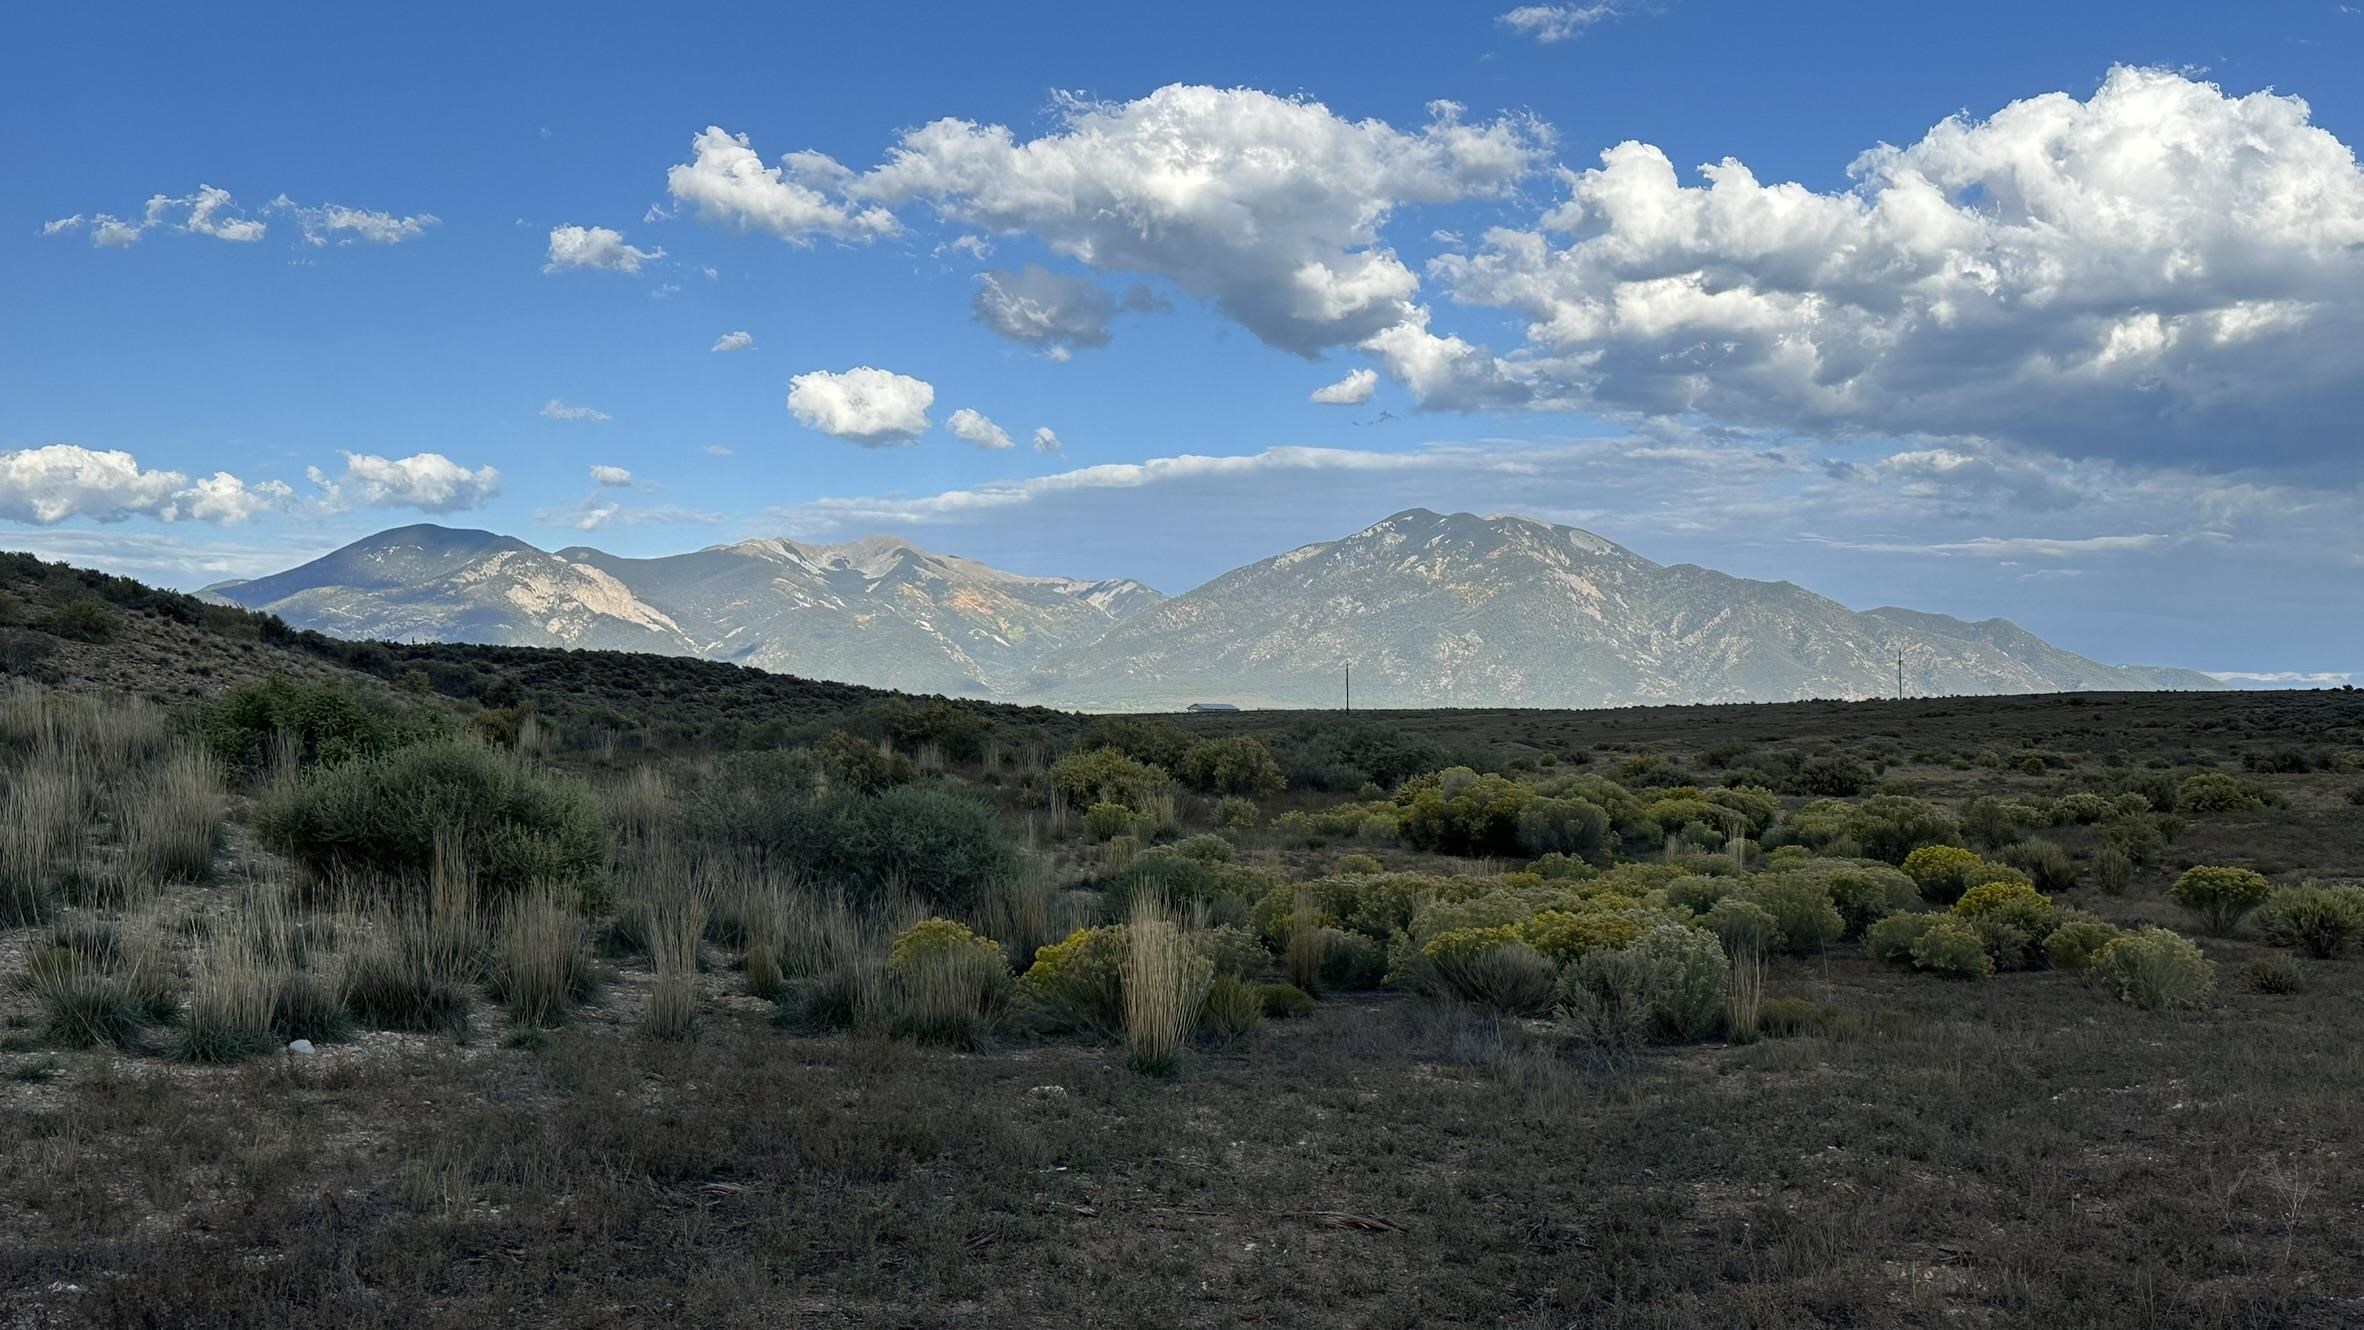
<box><xmin>201</xmin><ymin>511</ymin><xmax>2222</xmax><ymax>708</ymax></box>
<box><xmin>1018</xmin><ymin>510</ymin><xmax>2224</xmax><ymax>709</ymax></box>
<box><xmin>203</xmin><ymin>525</ymin><xmax>1161</xmax><ymax>697</ymax></box>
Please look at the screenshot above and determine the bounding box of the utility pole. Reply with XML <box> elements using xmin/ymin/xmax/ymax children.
<box><xmin>1344</xmin><ymin>663</ymin><xmax>1352</xmax><ymax>713</ymax></box>
<box><xmin>1897</xmin><ymin>652</ymin><xmax>1905</xmax><ymax>701</ymax></box>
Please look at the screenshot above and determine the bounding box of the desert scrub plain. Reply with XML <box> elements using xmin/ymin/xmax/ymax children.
<box><xmin>1</xmin><ymin>568</ymin><xmax>2363</xmax><ymax>1327</ymax></box>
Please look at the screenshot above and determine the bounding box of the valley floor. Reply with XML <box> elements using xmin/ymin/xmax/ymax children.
<box><xmin>6</xmin><ymin>932</ymin><xmax>2363</xmax><ymax>1328</ymax></box>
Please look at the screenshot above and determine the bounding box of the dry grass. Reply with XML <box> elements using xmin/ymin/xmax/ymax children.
<box><xmin>1285</xmin><ymin>888</ymin><xmax>1326</xmax><ymax>993</ymax></box>
<box><xmin>494</xmin><ymin>888</ymin><xmax>597</xmax><ymax>1026</ymax></box>
<box><xmin>1122</xmin><ymin>895</ymin><xmax>1211</xmax><ymax>1076</ymax></box>
<box><xmin>117</xmin><ymin>746</ymin><xmax>224</xmax><ymax>892</ymax></box>
<box><xmin>0</xmin><ymin>744</ymin><xmax>83</xmax><ymax>925</ymax></box>
<box><xmin>1727</xmin><ymin>944</ymin><xmax>1766</xmax><ymax>1043</ymax></box>
<box><xmin>174</xmin><ymin>932</ymin><xmax>275</xmax><ymax>1063</ymax></box>
<box><xmin>646</xmin><ymin>895</ymin><xmax>706</xmax><ymax>1041</ymax></box>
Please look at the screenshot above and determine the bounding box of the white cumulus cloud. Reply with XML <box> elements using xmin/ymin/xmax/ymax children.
<box><xmin>686</xmin><ymin>88</ymin><xmax>1547</xmax><ymax>355</ymax></box>
<box><xmin>309</xmin><ymin>452</ymin><xmax>501</xmax><ymax>514</ymax></box>
<box><xmin>544</xmin><ymin>224</ymin><xmax>664</xmax><ymax>273</ymax></box>
<box><xmin>665</xmin><ymin>126</ymin><xmax>899</xmax><ymax>244</ymax></box>
<box><xmin>541</xmin><ymin>399</ymin><xmax>611</xmax><ymax>422</ymax></box>
<box><xmin>270</xmin><ymin>196</ymin><xmax>439</xmax><ymax>246</ymax></box>
<box><xmin>946</xmin><ymin>408</ymin><xmax>1013</xmax><ymax>450</ymax></box>
<box><xmin>786</xmin><ymin>367</ymin><xmax>934</xmax><ymax>446</ymax></box>
<box><xmin>1434</xmin><ymin>66</ymin><xmax>2364</xmax><ymax>462</ymax></box>
<box><xmin>711</xmin><ymin>329</ymin><xmax>755</xmax><ymax>352</ymax></box>
<box><xmin>590</xmin><ymin>465</ymin><xmax>634</xmax><ymax>487</ymax></box>
<box><xmin>1310</xmin><ymin>367</ymin><xmax>1379</xmax><ymax>405</ymax></box>
<box><xmin>0</xmin><ymin>445</ymin><xmax>285</xmax><ymax>525</ymax></box>
<box><xmin>1032</xmin><ymin>427</ymin><xmax>1062</xmax><ymax>454</ymax></box>
<box><xmin>970</xmin><ymin>265</ymin><xmax>1166</xmax><ymax>354</ymax></box>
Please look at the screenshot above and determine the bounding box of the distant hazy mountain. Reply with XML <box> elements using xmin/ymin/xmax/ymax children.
<box><xmin>206</xmin><ymin>511</ymin><xmax>2222</xmax><ymax>708</ymax></box>
<box><xmin>203</xmin><ymin>524</ymin><xmax>1162</xmax><ymax>697</ymax></box>
<box><xmin>1018</xmin><ymin>509</ymin><xmax>2225</xmax><ymax>709</ymax></box>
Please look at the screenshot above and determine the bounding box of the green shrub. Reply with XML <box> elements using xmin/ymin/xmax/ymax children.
<box><xmin>1846</xmin><ymin>796</ymin><xmax>1961</xmax><ymax>864</ymax></box>
<box><xmin>1049</xmin><ymin>747</ymin><xmax>1171</xmax><ymax>813</ymax></box>
<box><xmin>1738</xmin><ymin>875</ymin><xmax>1844</xmax><ymax>954</ymax></box>
<box><xmin>1554</xmin><ymin>947</ymin><xmax>1658</xmax><ymax>1050</ymax></box>
<box><xmin>1198</xmin><ymin>972</ymin><xmax>1264</xmax><ymax>1045</ymax></box>
<box><xmin>1997</xmin><ymin>839</ymin><xmax>2079</xmax><ymax>893</ymax></box>
<box><xmin>1179</xmin><ymin>736</ymin><xmax>1285</xmax><ymax>797</ymax></box>
<box><xmin>1257</xmin><ymin>982</ymin><xmax>1314</xmax><ymax>1019</ymax></box>
<box><xmin>1076</xmin><ymin>716</ymin><xmax>1194</xmax><ymax>771</ymax></box>
<box><xmin>2090</xmin><ymin>927</ymin><xmax>2214</xmax><ymax>1012</ymax></box>
<box><xmin>1908</xmin><ymin>917</ymin><xmax>1995</xmax><ymax>979</ymax></box>
<box><xmin>2254</xmin><ymin>883</ymin><xmax>2364</xmax><ymax>958</ymax></box>
<box><xmin>885</xmin><ymin>918</ymin><xmax>1010</xmax><ymax>1049</ymax></box>
<box><xmin>2042</xmin><ymin>911</ymin><xmax>2121</xmax><ymax>975</ymax></box>
<box><xmin>1316</xmin><ymin>928</ymin><xmax>1387</xmax><ymax>990</ymax></box>
<box><xmin>1423</xmin><ymin>929</ymin><xmax>1557</xmax><ymax>1013</ymax></box>
<box><xmin>2239</xmin><ymin>954</ymin><xmax>2305</xmax><ymax>996</ymax></box>
<box><xmin>1628</xmin><ymin>924</ymin><xmax>1728</xmax><ymax>1041</ymax></box>
<box><xmin>204</xmin><ymin>676</ymin><xmax>446</xmax><ymax>774</ymax></box>
<box><xmin>1214</xmin><ymin>797</ymin><xmax>1260</xmax><ymax>829</ymax></box>
<box><xmin>1901</xmin><ymin>845</ymin><xmax>1985</xmax><ymax>904</ymax></box>
<box><xmin>1702</xmin><ymin>896</ymin><xmax>1780</xmax><ymax>958</ymax></box>
<box><xmin>1335</xmin><ymin>852</ymin><xmax>1382</xmax><ymax>876</ymax></box>
<box><xmin>1520</xmin><ymin>907</ymin><xmax>1651</xmax><ymax>964</ymax></box>
<box><xmin>1084</xmin><ymin>802</ymin><xmax>1136</xmax><ymax>842</ymax></box>
<box><xmin>39</xmin><ymin>599</ymin><xmax>116</xmax><ymax>643</ymax></box>
<box><xmin>2169</xmin><ymin>866</ymin><xmax>2273</xmax><ymax>936</ymax></box>
<box><xmin>780</xmin><ymin>785</ymin><xmax>1019</xmax><ymax>914</ymax></box>
<box><xmin>1192</xmin><ymin>924</ymin><xmax>1268</xmax><ymax>980</ymax></box>
<box><xmin>1515</xmin><ymin>796</ymin><xmax>1611</xmax><ymax>858</ymax></box>
<box><xmin>1016</xmin><ymin>925</ymin><xmax>1130</xmax><ymax>1037</ymax></box>
<box><xmin>814</xmin><ymin>730</ymin><xmax>915</xmax><ymax>795</ymax></box>
<box><xmin>1397</xmin><ymin>767</ymin><xmax>1535</xmax><ymax>856</ymax></box>
<box><xmin>255</xmin><ymin>738</ymin><xmax>606</xmax><ymax>906</ymax></box>
<box><xmin>1864</xmin><ymin>912</ymin><xmax>1941</xmax><ymax>965</ymax></box>
<box><xmin>1788</xmin><ymin>860</ymin><xmax>1920</xmax><ymax>937</ymax></box>
<box><xmin>2174</xmin><ymin>772</ymin><xmax>2266</xmax><ymax>814</ymax></box>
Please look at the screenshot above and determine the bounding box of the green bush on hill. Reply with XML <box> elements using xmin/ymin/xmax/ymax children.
<box><xmin>255</xmin><ymin>736</ymin><xmax>606</xmax><ymax>905</ymax></box>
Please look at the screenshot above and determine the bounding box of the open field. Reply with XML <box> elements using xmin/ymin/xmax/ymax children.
<box><xmin>3</xmin><ymin>555</ymin><xmax>2363</xmax><ymax>1327</ymax></box>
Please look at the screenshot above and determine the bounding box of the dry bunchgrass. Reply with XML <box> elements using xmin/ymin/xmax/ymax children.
<box><xmin>0</xmin><ymin>743</ymin><xmax>84</xmax><ymax>925</ymax></box>
<box><xmin>976</xmin><ymin>854</ymin><xmax>1057</xmax><ymax>970</ymax></box>
<box><xmin>117</xmin><ymin>746</ymin><xmax>224</xmax><ymax>892</ymax></box>
<box><xmin>646</xmin><ymin>894</ymin><xmax>707</xmax><ymax>1041</ymax></box>
<box><xmin>1286</xmin><ymin>889</ymin><xmax>1326</xmax><ymax>994</ymax></box>
<box><xmin>175</xmin><ymin>933</ymin><xmax>277</xmax><ymax>1063</ymax></box>
<box><xmin>604</xmin><ymin>764</ymin><xmax>674</xmax><ymax>844</ymax></box>
<box><xmin>1122</xmin><ymin>895</ymin><xmax>1212</xmax><ymax>1076</ymax></box>
<box><xmin>1727</xmin><ymin>943</ymin><xmax>1767</xmax><ymax>1043</ymax></box>
<box><xmin>494</xmin><ymin>888</ymin><xmax>599</xmax><ymax>1026</ymax></box>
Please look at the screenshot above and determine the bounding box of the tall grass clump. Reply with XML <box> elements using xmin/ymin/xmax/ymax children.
<box><xmin>174</xmin><ymin>935</ymin><xmax>277</xmax><ymax>1063</ymax></box>
<box><xmin>491</xmin><ymin>888</ymin><xmax>600</xmax><ymax>1026</ymax></box>
<box><xmin>117</xmin><ymin>747</ymin><xmax>225</xmax><ymax>891</ymax></box>
<box><xmin>0</xmin><ymin>744</ymin><xmax>86</xmax><ymax>925</ymax></box>
<box><xmin>1122</xmin><ymin>897</ymin><xmax>1213</xmax><ymax>1076</ymax></box>
<box><xmin>646</xmin><ymin>894</ymin><xmax>707</xmax><ymax>1041</ymax></box>
<box><xmin>1285</xmin><ymin>889</ymin><xmax>1326</xmax><ymax>994</ymax></box>
<box><xmin>344</xmin><ymin>828</ymin><xmax>482</xmax><ymax>1034</ymax></box>
<box><xmin>29</xmin><ymin>943</ymin><xmax>164</xmax><ymax>1050</ymax></box>
<box><xmin>1726</xmin><ymin>941</ymin><xmax>1766</xmax><ymax>1043</ymax></box>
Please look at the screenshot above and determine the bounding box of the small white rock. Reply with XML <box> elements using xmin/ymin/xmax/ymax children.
<box><xmin>287</xmin><ymin>1039</ymin><xmax>316</xmax><ymax>1056</ymax></box>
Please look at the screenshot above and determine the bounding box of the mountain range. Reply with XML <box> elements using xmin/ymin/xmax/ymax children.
<box><xmin>201</xmin><ymin>510</ymin><xmax>2224</xmax><ymax>708</ymax></box>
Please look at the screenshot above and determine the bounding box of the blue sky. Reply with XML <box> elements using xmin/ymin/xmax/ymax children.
<box><xmin>3</xmin><ymin>0</ymin><xmax>2360</xmax><ymax>683</ymax></box>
